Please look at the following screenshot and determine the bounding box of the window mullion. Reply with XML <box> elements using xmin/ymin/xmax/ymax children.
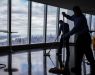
<box><xmin>43</xmin><ymin>4</ymin><xmax>47</xmax><ymax>75</ymax></box>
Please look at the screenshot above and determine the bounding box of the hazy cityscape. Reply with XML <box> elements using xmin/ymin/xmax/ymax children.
<box><xmin>0</xmin><ymin>34</ymin><xmax>57</xmax><ymax>46</ymax></box>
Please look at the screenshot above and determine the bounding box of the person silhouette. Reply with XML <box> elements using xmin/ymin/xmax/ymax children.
<box><xmin>57</xmin><ymin>20</ymin><xmax>70</xmax><ymax>74</ymax></box>
<box><xmin>49</xmin><ymin>20</ymin><xmax>70</xmax><ymax>74</ymax></box>
<box><xmin>62</xmin><ymin>6</ymin><xmax>95</xmax><ymax>75</ymax></box>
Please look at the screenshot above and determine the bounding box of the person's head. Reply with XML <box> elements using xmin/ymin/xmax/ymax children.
<box><xmin>73</xmin><ymin>6</ymin><xmax>82</xmax><ymax>16</ymax></box>
<box><xmin>59</xmin><ymin>20</ymin><xmax>64</xmax><ymax>24</ymax></box>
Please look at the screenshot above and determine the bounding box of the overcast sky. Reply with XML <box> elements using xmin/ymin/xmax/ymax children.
<box><xmin>0</xmin><ymin>0</ymin><xmax>95</xmax><ymax>36</ymax></box>
<box><xmin>0</xmin><ymin>0</ymin><xmax>60</xmax><ymax>36</ymax></box>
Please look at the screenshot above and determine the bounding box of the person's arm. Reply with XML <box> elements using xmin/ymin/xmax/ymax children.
<box><xmin>63</xmin><ymin>20</ymin><xmax>81</xmax><ymax>38</ymax></box>
<box><xmin>62</xmin><ymin>12</ymin><xmax>74</xmax><ymax>21</ymax></box>
<box><xmin>64</xmin><ymin>25</ymin><xmax>78</xmax><ymax>38</ymax></box>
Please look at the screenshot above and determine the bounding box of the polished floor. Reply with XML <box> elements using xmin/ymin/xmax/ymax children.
<box><xmin>0</xmin><ymin>49</ymin><xmax>57</xmax><ymax>75</ymax></box>
<box><xmin>0</xmin><ymin>49</ymin><xmax>91</xmax><ymax>75</ymax></box>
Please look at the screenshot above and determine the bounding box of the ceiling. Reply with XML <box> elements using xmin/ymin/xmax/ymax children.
<box><xmin>29</xmin><ymin>0</ymin><xmax>95</xmax><ymax>15</ymax></box>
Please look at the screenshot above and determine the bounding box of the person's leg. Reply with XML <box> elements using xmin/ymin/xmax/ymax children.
<box><xmin>64</xmin><ymin>39</ymin><xmax>70</xmax><ymax>75</ymax></box>
<box><xmin>75</xmin><ymin>49</ymin><xmax>83</xmax><ymax>75</ymax></box>
<box><xmin>85</xmin><ymin>47</ymin><xmax>95</xmax><ymax>75</ymax></box>
<box><xmin>65</xmin><ymin>39</ymin><xmax>70</xmax><ymax>67</ymax></box>
<box><xmin>83</xmin><ymin>34</ymin><xmax>95</xmax><ymax>75</ymax></box>
<box><xmin>57</xmin><ymin>37</ymin><xmax>64</xmax><ymax>68</ymax></box>
<box><xmin>57</xmin><ymin>51</ymin><xmax>63</xmax><ymax>68</ymax></box>
<box><xmin>74</xmin><ymin>38</ymin><xmax>84</xmax><ymax>75</ymax></box>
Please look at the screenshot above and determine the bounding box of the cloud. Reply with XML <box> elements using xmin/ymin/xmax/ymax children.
<box><xmin>32</xmin><ymin>2</ymin><xmax>44</xmax><ymax>16</ymax></box>
<box><xmin>0</xmin><ymin>0</ymin><xmax>7</xmax><ymax>6</ymax></box>
<box><xmin>0</xmin><ymin>1</ymin><xmax>7</xmax><ymax>30</ymax></box>
<box><xmin>0</xmin><ymin>0</ymin><xmax>59</xmax><ymax>36</ymax></box>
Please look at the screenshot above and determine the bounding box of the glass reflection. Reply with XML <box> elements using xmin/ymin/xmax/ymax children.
<box><xmin>31</xmin><ymin>51</ymin><xmax>43</xmax><ymax>75</ymax></box>
<box><xmin>12</xmin><ymin>53</ymin><xmax>28</xmax><ymax>75</ymax></box>
<box><xmin>0</xmin><ymin>56</ymin><xmax>8</xmax><ymax>75</ymax></box>
<box><xmin>46</xmin><ymin>49</ymin><xmax>57</xmax><ymax>75</ymax></box>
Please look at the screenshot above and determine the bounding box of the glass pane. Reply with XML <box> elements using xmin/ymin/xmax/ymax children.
<box><xmin>67</xmin><ymin>10</ymin><xmax>74</xmax><ymax>43</ymax></box>
<box><xmin>12</xmin><ymin>0</ymin><xmax>28</xmax><ymax>45</ymax></box>
<box><xmin>91</xmin><ymin>15</ymin><xmax>95</xmax><ymax>55</ymax></box>
<box><xmin>46</xmin><ymin>6</ymin><xmax>57</xmax><ymax>74</ymax></box>
<box><xmin>31</xmin><ymin>51</ymin><xmax>43</xmax><ymax>75</ymax></box>
<box><xmin>91</xmin><ymin>15</ymin><xmax>95</xmax><ymax>32</ymax></box>
<box><xmin>31</xmin><ymin>2</ymin><xmax>44</xmax><ymax>44</ymax></box>
<box><xmin>60</xmin><ymin>8</ymin><xmax>68</xmax><ymax>22</ymax></box>
<box><xmin>60</xmin><ymin>8</ymin><xmax>75</xmax><ymax>43</ymax></box>
<box><xmin>59</xmin><ymin>8</ymin><xmax>68</xmax><ymax>42</ymax></box>
<box><xmin>0</xmin><ymin>0</ymin><xmax>8</xmax><ymax>46</ymax></box>
<box><xmin>85</xmin><ymin>14</ymin><xmax>91</xmax><ymax>30</ymax></box>
<box><xmin>46</xmin><ymin>5</ymin><xmax>57</xmax><ymax>43</ymax></box>
<box><xmin>12</xmin><ymin>53</ymin><xmax>28</xmax><ymax>75</ymax></box>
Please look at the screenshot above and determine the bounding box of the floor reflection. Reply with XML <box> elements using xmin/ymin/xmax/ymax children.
<box><xmin>0</xmin><ymin>49</ymin><xmax>90</xmax><ymax>75</ymax></box>
<box><xmin>0</xmin><ymin>50</ymin><xmax>45</xmax><ymax>75</ymax></box>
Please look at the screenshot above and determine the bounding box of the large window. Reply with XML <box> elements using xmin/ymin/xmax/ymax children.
<box><xmin>91</xmin><ymin>15</ymin><xmax>95</xmax><ymax>50</ymax></box>
<box><xmin>85</xmin><ymin>14</ymin><xmax>92</xmax><ymax>30</ymax></box>
<box><xmin>46</xmin><ymin>5</ymin><xmax>57</xmax><ymax>75</ymax></box>
<box><xmin>60</xmin><ymin>8</ymin><xmax>67</xmax><ymax>22</ymax></box>
<box><xmin>31</xmin><ymin>2</ymin><xmax>44</xmax><ymax>44</ymax></box>
<box><xmin>46</xmin><ymin>5</ymin><xmax>57</xmax><ymax>43</ymax></box>
<box><xmin>0</xmin><ymin>0</ymin><xmax>8</xmax><ymax>46</ymax></box>
<box><xmin>12</xmin><ymin>0</ymin><xmax>28</xmax><ymax>45</ymax></box>
<box><xmin>66</xmin><ymin>10</ymin><xmax>74</xmax><ymax>43</ymax></box>
<box><xmin>91</xmin><ymin>15</ymin><xmax>95</xmax><ymax>33</ymax></box>
<box><xmin>60</xmin><ymin>8</ymin><xmax>75</xmax><ymax>43</ymax></box>
<box><xmin>1</xmin><ymin>0</ymin><xmax>95</xmax><ymax>75</ymax></box>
